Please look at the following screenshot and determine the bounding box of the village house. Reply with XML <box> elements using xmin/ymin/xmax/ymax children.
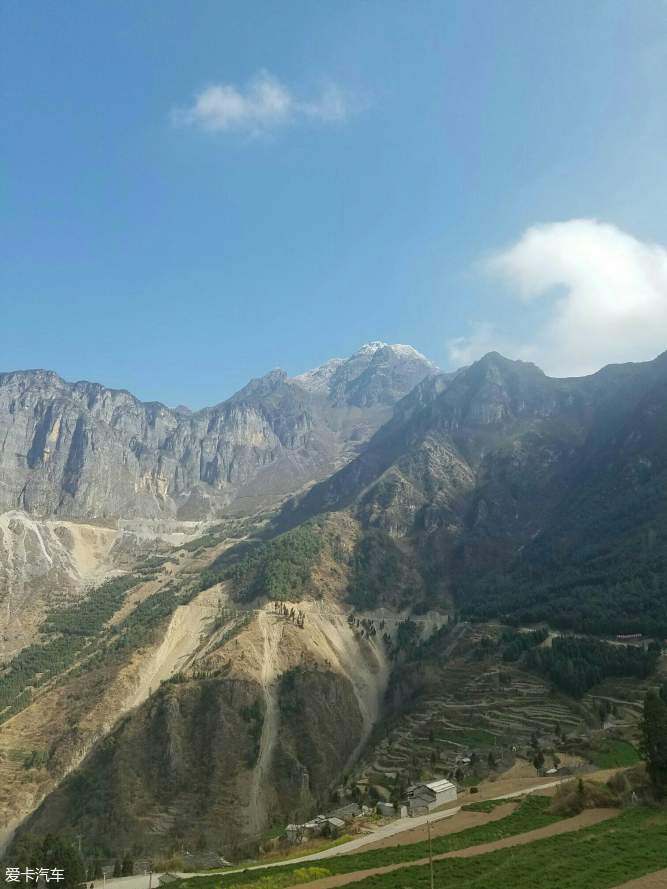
<box><xmin>285</xmin><ymin>824</ymin><xmax>303</xmax><ymax>844</ymax></box>
<box><xmin>303</xmin><ymin>815</ymin><xmax>329</xmax><ymax>838</ymax></box>
<box><xmin>330</xmin><ymin>802</ymin><xmax>361</xmax><ymax>821</ymax></box>
<box><xmin>377</xmin><ymin>801</ymin><xmax>408</xmax><ymax>818</ymax></box>
<box><xmin>285</xmin><ymin>814</ymin><xmax>347</xmax><ymax>844</ymax></box>
<box><xmin>326</xmin><ymin>816</ymin><xmax>346</xmax><ymax>837</ymax></box>
<box><xmin>376</xmin><ymin>801</ymin><xmax>396</xmax><ymax>817</ymax></box>
<box><xmin>407</xmin><ymin>778</ymin><xmax>457</xmax><ymax>814</ymax></box>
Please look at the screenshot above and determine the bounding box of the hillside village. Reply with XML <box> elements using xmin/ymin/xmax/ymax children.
<box><xmin>283</xmin><ymin>779</ymin><xmax>456</xmax><ymax>848</ymax></box>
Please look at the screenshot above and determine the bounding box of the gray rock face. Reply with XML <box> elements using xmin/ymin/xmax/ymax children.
<box><xmin>286</xmin><ymin>349</ymin><xmax>667</xmax><ymax>581</ymax></box>
<box><xmin>0</xmin><ymin>344</ymin><xmax>436</xmax><ymax>520</ymax></box>
<box><xmin>294</xmin><ymin>341</ymin><xmax>436</xmax><ymax>406</ymax></box>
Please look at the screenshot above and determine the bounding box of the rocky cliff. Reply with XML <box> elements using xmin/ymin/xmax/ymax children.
<box><xmin>0</xmin><ymin>344</ymin><xmax>435</xmax><ymax>521</ymax></box>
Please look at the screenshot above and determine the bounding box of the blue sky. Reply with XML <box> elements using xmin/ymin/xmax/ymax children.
<box><xmin>3</xmin><ymin>0</ymin><xmax>667</xmax><ymax>407</ymax></box>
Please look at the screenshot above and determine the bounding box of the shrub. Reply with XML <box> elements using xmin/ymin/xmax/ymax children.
<box><xmin>548</xmin><ymin>779</ymin><xmax>619</xmax><ymax>816</ymax></box>
<box><xmin>292</xmin><ymin>868</ymin><xmax>330</xmax><ymax>883</ymax></box>
<box><xmin>607</xmin><ymin>771</ymin><xmax>631</xmax><ymax>796</ymax></box>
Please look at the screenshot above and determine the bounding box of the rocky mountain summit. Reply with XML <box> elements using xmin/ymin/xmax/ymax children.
<box><xmin>0</xmin><ymin>343</ymin><xmax>436</xmax><ymax>521</ymax></box>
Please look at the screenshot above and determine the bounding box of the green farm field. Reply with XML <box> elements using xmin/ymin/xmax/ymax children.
<box><xmin>590</xmin><ymin>740</ymin><xmax>641</xmax><ymax>770</ymax></box>
<box><xmin>338</xmin><ymin>807</ymin><xmax>667</xmax><ymax>889</ymax></box>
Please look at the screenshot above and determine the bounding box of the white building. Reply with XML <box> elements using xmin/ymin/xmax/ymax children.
<box><xmin>303</xmin><ymin>814</ymin><xmax>329</xmax><ymax>837</ymax></box>
<box><xmin>326</xmin><ymin>816</ymin><xmax>346</xmax><ymax>837</ymax></box>
<box><xmin>407</xmin><ymin>778</ymin><xmax>457</xmax><ymax>813</ymax></box>
<box><xmin>285</xmin><ymin>823</ymin><xmax>303</xmax><ymax>844</ymax></box>
<box><xmin>286</xmin><ymin>814</ymin><xmax>346</xmax><ymax>844</ymax></box>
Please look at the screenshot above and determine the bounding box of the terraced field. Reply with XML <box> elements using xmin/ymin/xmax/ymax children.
<box><xmin>359</xmin><ymin>640</ymin><xmax>589</xmax><ymax>794</ymax></box>
<box><xmin>354</xmin><ymin>620</ymin><xmax>662</xmax><ymax>801</ymax></box>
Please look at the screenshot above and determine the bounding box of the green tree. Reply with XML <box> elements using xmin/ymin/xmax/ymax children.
<box><xmin>577</xmin><ymin>777</ymin><xmax>586</xmax><ymax>808</ymax></box>
<box><xmin>6</xmin><ymin>833</ymin><xmax>85</xmax><ymax>889</ymax></box>
<box><xmin>121</xmin><ymin>855</ymin><xmax>134</xmax><ymax>877</ymax></box>
<box><xmin>640</xmin><ymin>690</ymin><xmax>667</xmax><ymax>798</ymax></box>
<box><xmin>532</xmin><ymin>749</ymin><xmax>545</xmax><ymax>774</ymax></box>
<box><xmin>113</xmin><ymin>861</ymin><xmax>122</xmax><ymax>878</ymax></box>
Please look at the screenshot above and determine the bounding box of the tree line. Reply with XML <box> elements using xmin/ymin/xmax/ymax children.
<box><xmin>525</xmin><ymin>636</ymin><xmax>660</xmax><ymax>698</ymax></box>
<box><xmin>199</xmin><ymin>524</ymin><xmax>322</xmax><ymax>601</ymax></box>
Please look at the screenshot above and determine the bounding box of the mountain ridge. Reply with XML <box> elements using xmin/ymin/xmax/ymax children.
<box><xmin>281</xmin><ymin>347</ymin><xmax>667</xmax><ymax>626</ymax></box>
<box><xmin>0</xmin><ymin>343</ymin><xmax>436</xmax><ymax>521</ymax></box>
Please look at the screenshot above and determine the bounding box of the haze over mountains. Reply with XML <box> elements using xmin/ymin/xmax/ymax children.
<box><xmin>286</xmin><ymin>346</ymin><xmax>667</xmax><ymax>633</ymax></box>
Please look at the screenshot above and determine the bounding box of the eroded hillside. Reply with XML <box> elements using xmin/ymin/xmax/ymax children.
<box><xmin>0</xmin><ymin>514</ymin><xmax>399</xmax><ymax>856</ymax></box>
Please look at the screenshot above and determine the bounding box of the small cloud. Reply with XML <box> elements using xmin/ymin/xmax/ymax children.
<box><xmin>449</xmin><ymin>219</ymin><xmax>667</xmax><ymax>377</ymax></box>
<box><xmin>171</xmin><ymin>70</ymin><xmax>349</xmax><ymax>136</ymax></box>
<box><xmin>299</xmin><ymin>83</ymin><xmax>348</xmax><ymax>122</ymax></box>
<box><xmin>447</xmin><ymin>321</ymin><xmax>505</xmax><ymax>368</ymax></box>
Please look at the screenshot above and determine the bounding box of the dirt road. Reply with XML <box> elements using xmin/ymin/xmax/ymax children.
<box><xmin>361</xmin><ymin>802</ymin><xmax>516</xmax><ymax>850</ymax></box>
<box><xmin>612</xmin><ymin>869</ymin><xmax>667</xmax><ymax>888</ymax></box>
<box><xmin>101</xmin><ymin>771</ymin><xmax>623</xmax><ymax>889</ymax></box>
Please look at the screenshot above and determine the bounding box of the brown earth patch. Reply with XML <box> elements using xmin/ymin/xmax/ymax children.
<box><xmin>612</xmin><ymin>869</ymin><xmax>667</xmax><ymax>888</ymax></box>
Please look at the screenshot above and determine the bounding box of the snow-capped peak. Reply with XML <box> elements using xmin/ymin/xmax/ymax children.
<box><xmin>356</xmin><ymin>341</ymin><xmax>434</xmax><ymax>365</ymax></box>
<box><xmin>291</xmin><ymin>357</ymin><xmax>345</xmax><ymax>393</ymax></box>
<box><xmin>356</xmin><ymin>341</ymin><xmax>389</xmax><ymax>355</ymax></box>
<box><xmin>291</xmin><ymin>341</ymin><xmax>436</xmax><ymax>394</ymax></box>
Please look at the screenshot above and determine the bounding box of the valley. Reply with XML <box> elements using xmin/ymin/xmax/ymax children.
<box><xmin>1</xmin><ymin>343</ymin><xmax>667</xmax><ymax>886</ymax></box>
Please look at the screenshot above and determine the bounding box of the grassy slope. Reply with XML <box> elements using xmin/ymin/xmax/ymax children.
<box><xmin>590</xmin><ymin>740</ymin><xmax>641</xmax><ymax>770</ymax></box>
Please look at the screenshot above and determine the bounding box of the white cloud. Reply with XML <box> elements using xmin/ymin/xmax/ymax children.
<box><xmin>449</xmin><ymin>219</ymin><xmax>667</xmax><ymax>376</ymax></box>
<box><xmin>448</xmin><ymin>322</ymin><xmax>507</xmax><ymax>368</ymax></box>
<box><xmin>171</xmin><ymin>70</ymin><xmax>349</xmax><ymax>136</ymax></box>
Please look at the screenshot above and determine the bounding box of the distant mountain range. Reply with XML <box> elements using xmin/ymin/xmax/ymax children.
<box><xmin>0</xmin><ymin>342</ymin><xmax>436</xmax><ymax>520</ymax></box>
<box><xmin>3</xmin><ymin>340</ymin><xmax>667</xmax><ymax>634</ymax></box>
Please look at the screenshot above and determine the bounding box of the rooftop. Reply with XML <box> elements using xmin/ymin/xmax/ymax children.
<box><xmin>422</xmin><ymin>778</ymin><xmax>456</xmax><ymax>793</ymax></box>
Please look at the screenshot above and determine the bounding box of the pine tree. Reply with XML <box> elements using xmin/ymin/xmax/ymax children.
<box><xmin>640</xmin><ymin>690</ymin><xmax>667</xmax><ymax>799</ymax></box>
